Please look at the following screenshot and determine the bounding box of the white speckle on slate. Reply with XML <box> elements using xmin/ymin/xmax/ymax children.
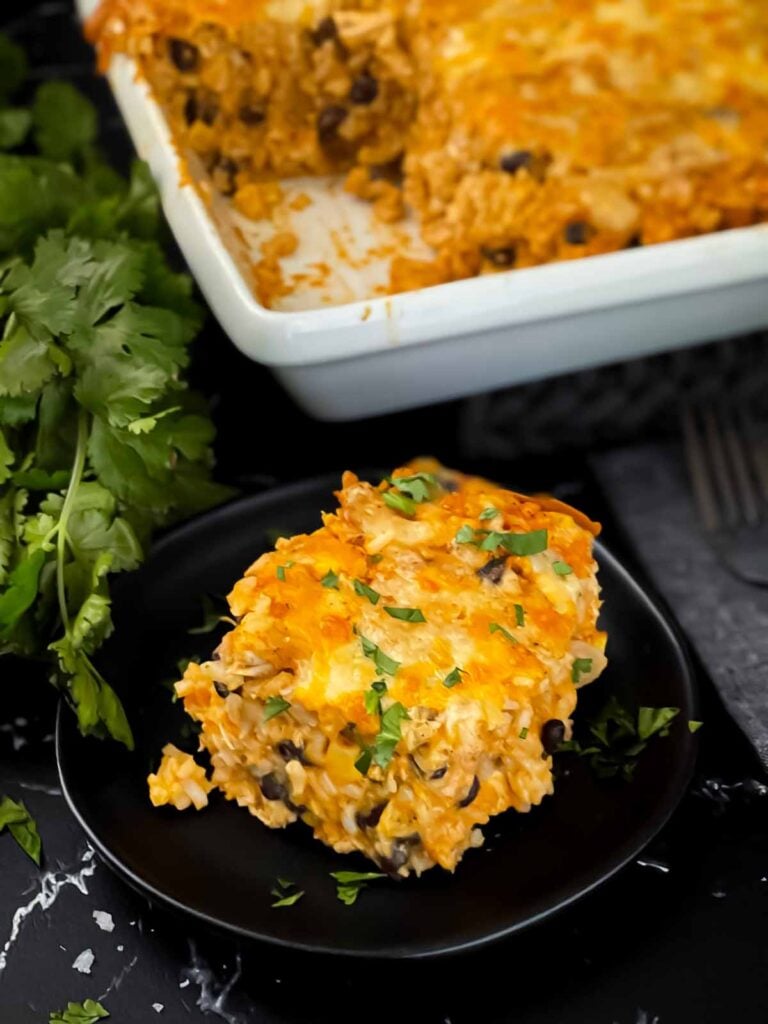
<box><xmin>179</xmin><ymin>979</ymin><xmax>190</xmax><ymax>988</ymax></box>
<box><xmin>0</xmin><ymin>846</ymin><xmax>96</xmax><ymax>976</ymax></box>
<box><xmin>14</xmin><ymin>718</ymin><xmax>27</xmax><ymax>727</ymax></box>
<box><xmin>117</xmin><ymin>944</ymin><xmax>125</xmax><ymax>952</ymax></box>
<box><xmin>152</xmin><ymin>1003</ymin><xmax>164</xmax><ymax>1013</ymax></box>
<box><xmin>59</xmin><ymin>945</ymin><xmax>67</xmax><ymax>951</ymax></box>
<box><xmin>72</xmin><ymin>948</ymin><xmax>95</xmax><ymax>974</ymax></box>
<box><xmin>93</xmin><ymin>910</ymin><xmax>115</xmax><ymax>933</ymax></box>
<box><xmin>12</xmin><ymin>736</ymin><xmax>26</xmax><ymax>751</ymax></box>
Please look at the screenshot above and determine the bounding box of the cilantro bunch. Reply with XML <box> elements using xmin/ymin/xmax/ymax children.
<box><xmin>0</xmin><ymin>35</ymin><xmax>232</xmax><ymax>747</ymax></box>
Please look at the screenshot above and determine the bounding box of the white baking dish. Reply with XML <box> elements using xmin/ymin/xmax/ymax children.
<box><xmin>78</xmin><ymin>0</ymin><xmax>768</xmax><ymax>420</ymax></box>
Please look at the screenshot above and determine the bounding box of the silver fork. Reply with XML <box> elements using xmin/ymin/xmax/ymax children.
<box><xmin>682</xmin><ymin>403</ymin><xmax>768</xmax><ymax>586</ymax></box>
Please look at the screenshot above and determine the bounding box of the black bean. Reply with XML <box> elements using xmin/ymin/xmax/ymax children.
<box><xmin>213</xmin><ymin>681</ymin><xmax>229</xmax><ymax>699</ymax></box>
<box><xmin>625</xmin><ymin>233</ymin><xmax>643</xmax><ymax>249</ymax></box>
<box><xmin>239</xmin><ymin>103</ymin><xmax>266</xmax><ymax>126</ymax></box>
<box><xmin>356</xmin><ymin>801</ymin><xmax>387</xmax><ymax>830</ymax></box>
<box><xmin>483</xmin><ymin>246</ymin><xmax>516</xmax><ymax>268</ymax></box>
<box><xmin>350</xmin><ymin>71</ymin><xmax>379</xmax><ymax>106</ymax></box>
<box><xmin>408</xmin><ymin>753</ymin><xmax>425</xmax><ymax>778</ymax></box>
<box><xmin>277</xmin><ymin>740</ymin><xmax>310</xmax><ymax>765</ymax></box>
<box><xmin>311</xmin><ymin>16</ymin><xmax>338</xmax><ymax>46</ymax></box>
<box><xmin>183</xmin><ymin>93</ymin><xmax>198</xmax><ymax>125</ymax></box>
<box><xmin>541</xmin><ymin>719</ymin><xmax>566</xmax><ymax>755</ymax></box>
<box><xmin>500</xmin><ymin>149</ymin><xmax>533</xmax><ymax>174</ymax></box>
<box><xmin>564</xmin><ymin>221</ymin><xmax>591</xmax><ymax>245</ymax></box>
<box><xmin>477</xmin><ymin>556</ymin><xmax>507</xmax><ymax>585</ymax></box>
<box><xmin>370</xmin><ymin>155</ymin><xmax>404</xmax><ymax>183</ymax></box>
<box><xmin>259</xmin><ymin>773</ymin><xmax>289</xmax><ymax>802</ymax></box>
<box><xmin>339</xmin><ymin>722</ymin><xmax>357</xmax><ymax>744</ymax></box>
<box><xmin>430</xmin><ymin>766</ymin><xmax>448</xmax><ymax>780</ymax></box>
<box><xmin>317</xmin><ymin>105</ymin><xmax>348</xmax><ymax>143</ymax></box>
<box><xmin>168</xmin><ymin>38</ymin><xmax>200</xmax><ymax>72</ymax></box>
<box><xmin>457</xmin><ymin>775</ymin><xmax>480</xmax><ymax>808</ymax></box>
<box><xmin>185</xmin><ymin>90</ymin><xmax>218</xmax><ymax>125</ymax></box>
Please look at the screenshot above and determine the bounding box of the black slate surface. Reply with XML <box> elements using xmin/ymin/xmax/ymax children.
<box><xmin>1</xmin><ymin>2</ymin><xmax>768</xmax><ymax>1021</ymax></box>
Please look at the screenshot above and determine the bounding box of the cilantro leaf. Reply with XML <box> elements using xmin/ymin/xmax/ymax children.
<box><xmin>270</xmin><ymin>878</ymin><xmax>304</xmax><ymax>908</ymax></box>
<box><xmin>49</xmin><ymin>999</ymin><xmax>109</xmax><ymax>1024</ymax></box>
<box><xmin>637</xmin><ymin>706</ymin><xmax>680</xmax><ymax>741</ymax></box>
<box><xmin>264</xmin><ymin>696</ymin><xmax>291</xmax><ymax>721</ymax></box>
<box><xmin>386</xmin><ymin>472</ymin><xmax>440</xmax><ymax>503</ymax></box>
<box><xmin>489</xmin><ymin>622</ymin><xmax>518</xmax><ymax>644</ymax></box>
<box><xmin>0</xmin><ymin>108</ymin><xmax>31</xmax><ymax>151</ymax></box>
<box><xmin>364</xmin><ymin>679</ymin><xmax>387</xmax><ymax>716</ymax></box>
<box><xmin>354</xmin><ymin>579</ymin><xmax>380</xmax><ymax>604</ymax></box>
<box><xmin>455</xmin><ymin>526</ymin><xmax>548</xmax><ymax>556</ymax></box>
<box><xmin>321</xmin><ymin>569</ymin><xmax>340</xmax><ymax>589</ymax></box>
<box><xmin>0</xmin><ymin>549</ymin><xmax>45</xmax><ymax>637</ymax></box>
<box><xmin>514</xmin><ymin>604</ymin><xmax>525</xmax><ymax>627</ymax></box>
<box><xmin>354</xmin><ymin>746</ymin><xmax>373</xmax><ymax>776</ymax></box>
<box><xmin>553</xmin><ymin>560</ymin><xmax>573</xmax><ymax>576</ymax></box>
<box><xmin>384</xmin><ymin>605</ymin><xmax>426</xmax><ymax>623</ymax></box>
<box><xmin>688</xmin><ymin>720</ymin><xmax>703</xmax><ymax>734</ymax></box>
<box><xmin>331</xmin><ymin>870</ymin><xmax>385</xmax><ymax>905</ymax></box>
<box><xmin>479</xmin><ymin>507</ymin><xmax>499</xmax><ymax>520</ymax></box>
<box><xmin>0</xmin><ymin>795</ymin><xmax>41</xmax><ymax>864</ymax></box>
<box><xmin>372</xmin><ymin>702</ymin><xmax>410</xmax><ymax>770</ymax></box>
<box><xmin>382</xmin><ymin>490</ymin><xmax>416</xmax><ymax>517</ymax></box>
<box><xmin>360</xmin><ymin>634</ymin><xmax>400</xmax><ymax>676</ymax></box>
<box><xmin>571</xmin><ymin>657</ymin><xmax>593</xmax><ymax>684</ymax></box>
<box><xmin>32</xmin><ymin>82</ymin><xmax>97</xmax><ymax>162</ymax></box>
<box><xmin>443</xmin><ymin>666</ymin><xmax>464</xmax><ymax>688</ymax></box>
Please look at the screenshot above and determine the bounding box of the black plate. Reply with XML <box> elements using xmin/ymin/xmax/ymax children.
<box><xmin>57</xmin><ymin>475</ymin><xmax>697</xmax><ymax>959</ymax></box>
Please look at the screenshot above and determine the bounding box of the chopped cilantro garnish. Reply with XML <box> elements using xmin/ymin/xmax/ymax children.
<box><xmin>456</xmin><ymin>527</ymin><xmax>548</xmax><ymax>556</ymax></box>
<box><xmin>321</xmin><ymin>569</ymin><xmax>340</xmax><ymax>589</ymax></box>
<box><xmin>263</xmin><ymin>696</ymin><xmax>291</xmax><ymax>721</ymax></box>
<box><xmin>270</xmin><ymin>878</ymin><xmax>304</xmax><ymax>908</ymax></box>
<box><xmin>0</xmin><ymin>795</ymin><xmax>41</xmax><ymax>865</ymax></box>
<box><xmin>688</xmin><ymin>720</ymin><xmax>703</xmax><ymax>734</ymax></box>
<box><xmin>49</xmin><ymin>999</ymin><xmax>109</xmax><ymax>1023</ymax></box>
<box><xmin>331</xmin><ymin>870</ymin><xmax>385</xmax><ymax>906</ymax></box>
<box><xmin>276</xmin><ymin>561</ymin><xmax>295</xmax><ymax>581</ymax></box>
<box><xmin>382</xmin><ymin>491</ymin><xmax>416</xmax><ymax>517</ymax></box>
<box><xmin>553</xmin><ymin>560</ymin><xmax>573</xmax><ymax>576</ymax></box>
<box><xmin>514</xmin><ymin>604</ymin><xmax>525</xmax><ymax>627</ymax></box>
<box><xmin>386</xmin><ymin>472</ymin><xmax>440</xmax><ymax>503</ymax></box>
<box><xmin>559</xmin><ymin>696</ymin><xmax>681</xmax><ymax>780</ymax></box>
<box><xmin>479</xmin><ymin>507</ymin><xmax>500</xmax><ymax>520</ymax></box>
<box><xmin>354</xmin><ymin>579</ymin><xmax>380</xmax><ymax>605</ymax></box>
<box><xmin>571</xmin><ymin>657</ymin><xmax>593</xmax><ymax>684</ymax></box>
<box><xmin>372</xmin><ymin>702</ymin><xmax>410</xmax><ymax>770</ymax></box>
<box><xmin>354</xmin><ymin>747</ymin><xmax>373</xmax><ymax>776</ymax></box>
<box><xmin>364</xmin><ymin>679</ymin><xmax>387</xmax><ymax>716</ymax></box>
<box><xmin>187</xmin><ymin>594</ymin><xmax>232</xmax><ymax>635</ymax></box>
<box><xmin>519</xmin><ymin>726</ymin><xmax>529</xmax><ymax>739</ymax></box>
<box><xmin>443</xmin><ymin>666</ymin><xmax>465</xmax><ymax>688</ymax></box>
<box><xmin>489</xmin><ymin>622</ymin><xmax>518</xmax><ymax>644</ymax></box>
<box><xmin>360</xmin><ymin>634</ymin><xmax>400</xmax><ymax>675</ymax></box>
<box><xmin>384</xmin><ymin>606</ymin><xmax>426</xmax><ymax>623</ymax></box>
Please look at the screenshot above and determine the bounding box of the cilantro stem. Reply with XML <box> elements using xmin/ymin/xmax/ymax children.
<box><xmin>55</xmin><ymin>408</ymin><xmax>88</xmax><ymax>633</ymax></box>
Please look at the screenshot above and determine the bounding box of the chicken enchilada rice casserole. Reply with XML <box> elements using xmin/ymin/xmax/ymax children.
<box><xmin>148</xmin><ymin>462</ymin><xmax>608</xmax><ymax>876</ymax></box>
<box><xmin>89</xmin><ymin>0</ymin><xmax>768</xmax><ymax>306</ymax></box>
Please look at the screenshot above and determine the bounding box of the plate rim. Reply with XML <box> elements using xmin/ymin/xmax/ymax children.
<box><xmin>56</xmin><ymin>477</ymin><xmax>699</xmax><ymax>959</ymax></box>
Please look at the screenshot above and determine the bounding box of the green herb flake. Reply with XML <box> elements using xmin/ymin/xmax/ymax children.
<box><xmin>382</xmin><ymin>490</ymin><xmax>416</xmax><ymax>517</ymax></box>
<box><xmin>386</xmin><ymin>472</ymin><xmax>440</xmax><ymax>504</ymax></box>
<box><xmin>443</xmin><ymin>666</ymin><xmax>465</xmax><ymax>688</ymax></box>
<box><xmin>276</xmin><ymin>561</ymin><xmax>295</xmax><ymax>582</ymax></box>
<box><xmin>479</xmin><ymin>507</ymin><xmax>500</xmax><ymax>520</ymax></box>
<box><xmin>320</xmin><ymin>569</ymin><xmax>340</xmax><ymax>589</ymax></box>
<box><xmin>553</xmin><ymin>560</ymin><xmax>573</xmax><ymax>576</ymax></box>
<box><xmin>372</xmin><ymin>702</ymin><xmax>410</xmax><ymax>770</ymax></box>
<box><xmin>270</xmin><ymin>878</ymin><xmax>304</xmax><ymax>908</ymax></box>
<box><xmin>519</xmin><ymin>726</ymin><xmax>529</xmax><ymax>739</ymax></box>
<box><xmin>571</xmin><ymin>657</ymin><xmax>593</xmax><ymax>684</ymax></box>
<box><xmin>384</xmin><ymin>605</ymin><xmax>426</xmax><ymax>623</ymax></box>
<box><xmin>354</xmin><ymin>746</ymin><xmax>373</xmax><ymax>776</ymax></box>
<box><xmin>360</xmin><ymin>634</ymin><xmax>400</xmax><ymax>676</ymax></box>
<box><xmin>49</xmin><ymin>1000</ymin><xmax>109</xmax><ymax>1024</ymax></box>
<box><xmin>0</xmin><ymin>795</ymin><xmax>41</xmax><ymax>865</ymax></box>
<box><xmin>455</xmin><ymin>526</ymin><xmax>549</xmax><ymax>557</ymax></box>
<box><xmin>331</xmin><ymin>869</ymin><xmax>386</xmax><ymax>906</ymax></box>
<box><xmin>364</xmin><ymin>679</ymin><xmax>387</xmax><ymax>716</ymax></box>
<box><xmin>354</xmin><ymin>578</ymin><xmax>380</xmax><ymax>605</ymax></box>
<box><xmin>263</xmin><ymin>696</ymin><xmax>291</xmax><ymax>721</ymax></box>
<box><xmin>489</xmin><ymin>622</ymin><xmax>518</xmax><ymax>644</ymax></box>
<box><xmin>637</xmin><ymin>706</ymin><xmax>680</xmax><ymax>741</ymax></box>
<box><xmin>688</xmin><ymin>720</ymin><xmax>704</xmax><ymax>734</ymax></box>
<box><xmin>514</xmin><ymin>604</ymin><xmax>525</xmax><ymax>627</ymax></box>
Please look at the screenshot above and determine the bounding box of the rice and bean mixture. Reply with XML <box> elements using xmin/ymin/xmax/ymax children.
<box><xmin>89</xmin><ymin>0</ymin><xmax>768</xmax><ymax>306</ymax></box>
<box><xmin>148</xmin><ymin>461</ymin><xmax>607</xmax><ymax>876</ymax></box>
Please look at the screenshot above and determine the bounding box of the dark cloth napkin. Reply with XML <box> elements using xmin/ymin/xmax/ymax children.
<box><xmin>592</xmin><ymin>442</ymin><xmax>768</xmax><ymax>771</ymax></box>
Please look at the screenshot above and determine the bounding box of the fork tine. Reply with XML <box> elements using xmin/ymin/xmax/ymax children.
<box><xmin>720</xmin><ymin>405</ymin><xmax>761</xmax><ymax>526</ymax></box>
<box><xmin>703</xmin><ymin>408</ymin><xmax>741</xmax><ymax>529</ymax></box>
<box><xmin>681</xmin><ymin>405</ymin><xmax>721</xmax><ymax>532</ymax></box>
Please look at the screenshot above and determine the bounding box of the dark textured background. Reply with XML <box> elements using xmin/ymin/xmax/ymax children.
<box><xmin>1</xmin><ymin>3</ymin><xmax>767</xmax><ymax>1021</ymax></box>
